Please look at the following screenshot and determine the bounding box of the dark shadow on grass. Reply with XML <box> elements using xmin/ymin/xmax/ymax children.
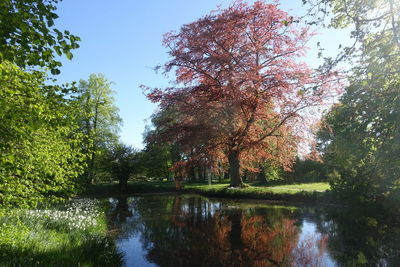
<box><xmin>0</xmin><ymin>235</ymin><xmax>123</xmax><ymax>267</ymax></box>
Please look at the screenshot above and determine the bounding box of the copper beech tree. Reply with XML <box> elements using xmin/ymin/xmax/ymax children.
<box><xmin>146</xmin><ymin>1</ymin><xmax>339</xmax><ymax>187</ymax></box>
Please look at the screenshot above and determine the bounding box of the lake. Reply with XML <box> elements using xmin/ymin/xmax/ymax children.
<box><xmin>106</xmin><ymin>194</ymin><xmax>400</xmax><ymax>267</ymax></box>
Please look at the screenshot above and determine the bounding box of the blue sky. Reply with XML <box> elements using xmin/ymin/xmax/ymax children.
<box><xmin>54</xmin><ymin>0</ymin><xmax>350</xmax><ymax>149</ymax></box>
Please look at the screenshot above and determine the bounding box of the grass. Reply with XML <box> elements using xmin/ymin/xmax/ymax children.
<box><xmin>182</xmin><ymin>182</ymin><xmax>332</xmax><ymax>203</ymax></box>
<box><xmin>84</xmin><ymin>180</ymin><xmax>332</xmax><ymax>203</ymax></box>
<box><xmin>185</xmin><ymin>183</ymin><xmax>331</xmax><ymax>202</ymax></box>
<box><xmin>255</xmin><ymin>182</ymin><xmax>330</xmax><ymax>192</ymax></box>
<box><xmin>185</xmin><ymin>182</ymin><xmax>330</xmax><ymax>194</ymax></box>
<box><xmin>0</xmin><ymin>199</ymin><xmax>122</xmax><ymax>266</ymax></box>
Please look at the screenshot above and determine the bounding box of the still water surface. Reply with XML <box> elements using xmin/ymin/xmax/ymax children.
<box><xmin>106</xmin><ymin>194</ymin><xmax>400</xmax><ymax>267</ymax></box>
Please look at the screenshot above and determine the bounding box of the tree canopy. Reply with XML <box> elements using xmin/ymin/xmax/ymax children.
<box><xmin>76</xmin><ymin>74</ymin><xmax>122</xmax><ymax>184</ymax></box>
<box><xmin>0</xmin><ymin>0</ymin><xmax>80</xmax><ymax>74</ymax></box>
<box><xmin>0</xmin><ymin>61</ymin><xmax>85</xmax><ymax>207</ymax></box>
<box><xmin>0</xmin><ymin>0</ymin><xmax>86</xmax><ymax>207</ymax></box>
<box><xmin>308</xmin><ymin>0</ymin><xmax>400</xmax><ymax>205</ymax></box>
<box><xmin>146</xmin><ymin>0</ymin><xmax>339</xmax><ymax>187</ymax></box>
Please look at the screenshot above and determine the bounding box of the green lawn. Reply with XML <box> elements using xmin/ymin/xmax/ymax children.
<box><xmin>185</xmin><ymin>182</ymin><xmax>330</xmax><ymax>194</ymax></box>
<box><xmin>181</xmin><ymin>181</ymin><xmax>332</xmax><ymax>203</ymax></box>
<box><xmin>263</xmin><ymin>182</ymin><xmax>330</xmax><ymax>192</ymax></box>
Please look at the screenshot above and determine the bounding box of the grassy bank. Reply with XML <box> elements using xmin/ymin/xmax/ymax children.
<box><xmin>184</xmin><ymin>182</ymin><xmax>332</xmax><ymax>203</ymax></box>
<box><xmin>0</xmin><ymin>199</ymin><xmax>122</xmax><ymax>266</ymax></box>
<box><xmin>84</xmin><ymin>181</ymin><xmax>332</xmax><ymax>203</ymax></box>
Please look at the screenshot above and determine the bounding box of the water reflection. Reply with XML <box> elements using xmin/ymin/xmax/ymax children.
<box><xmin>315</xmin><ymin>207</ymin><xmax>400</xmax><ymax>266</ymax></box>
<box><xmin>107</xmin><ymin>195</ymin><xmax>400</xmax><ymax>267</ymax></box>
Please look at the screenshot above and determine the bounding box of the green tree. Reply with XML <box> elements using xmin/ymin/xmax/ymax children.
<box><xmin>0</xmin><ymin>0</ymin><xmax>85</xmax><ymax>207</ymax></box>
<box><xmin>77</xmin><ymin>74</ymin><xmax>122</xmax><ymax>184</ymax></box>
<box><xmin>0</xmin><ymin>0</ymin><xmax>80</xmax><ymax>74</ymax></box>
<box><xmin>0</xmin><ymin>61</ymin><xmax>85</xmax><ymax>207</ymax></box>
<box><xmin>307</xmin><ymin>0</ymin><xmax>400</xmax><ymax>205</ymax></box>
<box><xmin>290</xmin><ymin>158</ymin><xmax>326</xmax><ymax>183</ymax></box>
<box><xmin>143</xmin><ymin>109</ymin><xmax>188</xmax><ymax>182</ymax></box>
<box><xmin>140</xmin><ymin>143</ymin><xmax>173</xmax><ymax>180</ymax></box>
<box><xmin>105</xmin><ymin>143</ymin><xmax>139</xmax><ymax>192</ymax></box>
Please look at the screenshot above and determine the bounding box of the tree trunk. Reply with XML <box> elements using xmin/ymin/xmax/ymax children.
<box><xmin>188</xmin><ymin>166</ymin><xmax>196</xmax><ymax>181</ymax></box>
<box><xmin>224</xmin><ymin>171</ymin><xmax>229</xmax><ymax>180</ymax></box>
<box><xmin>87</xmin><ymin>99</ymin><xmax>100</xmax><ymax>185</ymax></box>
<box><xmin>257</xmin><ymin>165</ymin><xmax>267</xmax><ymax>183</ymax></box>
<box><xmin>242</xmin><ymin>170</ymin><xmax>248</xmax><ymax>182</ymax></box>
<box><xmin>88</xmin><ymin>151</ymin><xmax>96</xmax><ymax>184</ymax></box>
<box><xmin>119</xmin><ymin>176</ymin><xmax>128</xmax><ymax>193</ymax></box>
<box><xmin>229</xmin><ymin>210</ymin><xmax>243</xmax><ymax>263</ymax></box>
<box><xmin>229</xmin><ymin>151</ymin><xmax>242</xmax><ymax>187</ymax></box>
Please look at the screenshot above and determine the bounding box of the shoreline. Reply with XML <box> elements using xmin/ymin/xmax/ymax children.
<box><xmin>82</xmin><ymin>181</ymin><xmax>337</xmax><ymax>205</ymax></box>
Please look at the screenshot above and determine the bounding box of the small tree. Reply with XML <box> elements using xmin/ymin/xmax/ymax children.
<box><xmin>106</xmin><ymin>144</ymin><xmax>138</xmax><ymax>192</ymax></box>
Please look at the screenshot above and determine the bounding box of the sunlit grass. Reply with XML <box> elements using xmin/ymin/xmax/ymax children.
<box><xmin>266</xmin><ymin>182</ymin><xmax>330</xmax><ymax>192</ymax></box>
<box><xmin>185</xmin><ymin>182</ymin><xmax>330</xmax><ymax>195</ymax></box>
<box><xmin>181</xmin><ymin>182</ymin><xmax>332</xmax><ymax>203</ymax></box>
<box><xmin>0</xmin><ymin>199</ymin><xmax>122</xmax><ymax>266</ymax></box>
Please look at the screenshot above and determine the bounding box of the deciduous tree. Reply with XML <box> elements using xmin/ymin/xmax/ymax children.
<box><xmin>105</xmin><ymin>143</ymin><xmax>139</xmax><ymax>192</ymax></box>
<box><xmin>0</xmin><ymin>0</ymin><xmax>80</xmax><ymax>74</ymax></box>
<box><xmin>77</xmin><ymin>74</ymin><xmax>122</xmax><ymax>184</ymax></box>
<box><xmin>0</xmin><ymin>61</ymin><xmax>85</xmax><ymax>207</ymax></box>
<box><xmin>146</xmin><ymin>0</ymin><xmax>339</xmax><ymax>187</ymax></box>
<box><xmin>307</xmin><ymin>0</ymin><xmax>400</xmax><ymax>205</ymax></box>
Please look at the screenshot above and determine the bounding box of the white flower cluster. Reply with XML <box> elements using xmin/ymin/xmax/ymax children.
<box><xmin>24</xmin><ymin>198</ymin><xmax>101</xmax><ymax>231</ymax></box>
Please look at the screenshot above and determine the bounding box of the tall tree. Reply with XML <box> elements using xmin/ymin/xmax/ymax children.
<box><xmin>0</xmin><ymin>0</ymin><xmax>80</xmax><ymax>74</ymax></box>
<box><xmin>307</xmin><ymin>0</ymin><xmax>400</xmax><ymax>204</ymax></box>
<box><xmin>77</xmin><ymin>74</ymin><xmax>122</xmax><ymax>184</ymax></box>
<box><xmin>146</xmin><ymin>1</ymin><xmax>339</xmax><ymax>187</ymax></box>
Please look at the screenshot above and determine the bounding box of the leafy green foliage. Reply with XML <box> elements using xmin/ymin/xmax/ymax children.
<box><xmin>0</xmin><ymin>0</ymin><xmax>80</xmax><ymax>73</ymax></box>
<box><xmin>289</xmin><ymin>158</ymin><xmax>327</xmax><ymax>183</ymax></box>
<box><xmin>304</xmin><ymin>0</ymin><xmax>400</xmax><ymax>206</ymax></box>
<box><xmin>139</xmin><ymin>143</ymin><xmax>173</xmax><ymax>180</ymax></box>
<box><xmin>319</xmin><ymin>76</ymin><xmax>400</xmax><ymax>203</ymax></box>
<box><xmin>0</xmin><ymin>61</ymin><xmax>86</xmax><ymax>207</ymax></box>
<box><xmin>76</xmin><ymin>74</ymin><xmax>122</xmax><ymax>184</ymax></box>
<box><xmin>104</xmin><ymin>143</ymin><xmax>139</xmax><ymax>191</ymax></box>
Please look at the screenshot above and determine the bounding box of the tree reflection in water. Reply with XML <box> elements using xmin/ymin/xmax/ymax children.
<box><xmin>108</xmin><ymin>195</ymin><xmax>333</xmax><ymax>267</ymax></box>
<box><xmin>314</xmin><ymin>207</ymin><xmax>400</xmax><ymax>266</ymax></box>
